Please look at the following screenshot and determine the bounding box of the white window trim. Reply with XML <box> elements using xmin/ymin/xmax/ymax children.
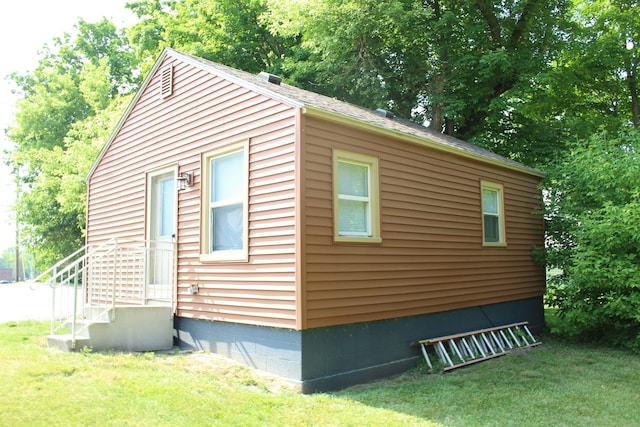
<box><xmin>200</xmin><ymin>140</ymin><xmax>249</xmax><ymax>262</ymax></box>
<box><xmin>333</xmin><ymin>149</ymin><xmax>381</xmax><ymax>243</ymax></box>
<box><xmin>481</xmin><ymin>180</ymin><xmax>507</xmax><ymax>247</ymax></box>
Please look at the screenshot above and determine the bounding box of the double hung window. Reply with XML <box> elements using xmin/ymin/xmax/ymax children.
<box><xmin>201</xmin><ymin>141</ymin><xmax>248</xmax><ymax>261</ymax></box>
<box><xmin>333</xmin><ymin>150</ymin><xmax>381</xmax><ymax>243</ymax></box>
<box><xmin>481</xmin><ymin>181</ymin><xmax>506</xmax><ymax>246</ymax></box>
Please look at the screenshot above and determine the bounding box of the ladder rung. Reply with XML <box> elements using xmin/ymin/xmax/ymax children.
<box><xmin>499</xmin><ymin>329</ymin><xmax>513</xmax><ymax>349</ymax></box>
<box><xmin>481</xmin><ymin>332</ymin><xmax>497</xmax><ymax>355</ymax></box>
<box><xmin>460</xmin><ymin>337</ymin><xmax>474</xmax><ymax>358</ymax></box>
<box><xmin>490</xmin><ymin>331</ymin><xmax>505</xmax><ymax>353</ymax></box>
<box><xmin>437</xmin><ymin>341</ymin><xmax>454</xmax><ymax>367</ymax></box>
<box><xmin>417</xmin><ymin>322</ymin><xmax>541</xmax><ymax>372</ymax></box>
<box><xmin>418</xmin><ymin>322</ymin><xmax>532</xmax><ymax>345</ymax></box>
<box><xmin>442</xmin><ymin>352</ymin><xmax>505</xmax><ymax>372</ymax></box>
<box><xmin>471</xmin><ymin>334</ymin><xmax>486</xmax><ymax>358</ymax></box>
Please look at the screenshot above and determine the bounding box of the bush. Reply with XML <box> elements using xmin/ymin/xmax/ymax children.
<box><xmin>544</xmin><ymin>129</ymin><xmax>640</xmax><ymax>350</ymax></box>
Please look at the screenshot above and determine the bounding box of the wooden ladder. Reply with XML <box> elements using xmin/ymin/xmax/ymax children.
<box><xmin>418</xmin><ymin>322</ymin><xmax>541</xmax><ymax>372</ymax></box>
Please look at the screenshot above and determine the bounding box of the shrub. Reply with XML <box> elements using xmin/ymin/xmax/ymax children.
<box><xmin>544</xmin><ymin>129</ymin><xmax>640</xmax><ymax>350</ymax></box>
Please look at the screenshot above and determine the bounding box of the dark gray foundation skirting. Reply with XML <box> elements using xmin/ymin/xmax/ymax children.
<box><xmin>174</xmin><ymin>296</ymin><xmax>544</xmax><ymax>393</ymax></box>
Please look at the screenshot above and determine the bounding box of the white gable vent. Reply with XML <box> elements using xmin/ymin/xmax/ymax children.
<box><xmin>160</xmin><ymin>64</ymin><xmax>173</xmax><ymax>98</ymax></box>
<box><xmin>257</xmin><ymin>71</ymin><xmax>282</xmax><ymax>85</ymax></box>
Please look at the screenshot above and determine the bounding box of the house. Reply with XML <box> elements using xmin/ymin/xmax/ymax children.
<box><xmin>78</xmin><ymin>48</ymin><xmax>545</xmax><ymax>392</ymax></box>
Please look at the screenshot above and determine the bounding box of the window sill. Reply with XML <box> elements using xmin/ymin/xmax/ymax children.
<box><xmin>334</xmin><ymin>236</ymin><xmax>382</xmax><ymax>244</ymax></box>
<box><xmin>199</xmin><ymin>250</ymin><xmax>248</xmax><ymax>263</ymax></box>
<box><xmin>482</xmin><ymin>242</ymin><xmax>508</xmax><ymax>248</ymax></box>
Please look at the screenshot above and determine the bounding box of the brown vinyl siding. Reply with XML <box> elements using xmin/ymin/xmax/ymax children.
<box><xmin>87</xmin><ymin>56</ymin><xmax>298</xmax><ymax>328</ymax></box>
<box><xmin>301</xmin><ymin>115</ymin><xmax>544</xmax><ymax>329</ymax></box>
<box><xmin>87</xmin><ymin>49</ymin><xmax>544</xmax><ymax>333</ymax></box>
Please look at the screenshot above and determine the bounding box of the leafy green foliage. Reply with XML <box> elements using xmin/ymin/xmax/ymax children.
<box><xmin>266</xmin><ymin>0</ymin><xmax>572</xmax><ymax>166</ymax></box>
<box><xmin>6</xmin><ymin>20</ymin><xmax>137</xmax><ymax>270</ymax></box>
<box><xmin>127</xmin><ymin>0</ymin><xmax>298</xmax><ymax>73</ymax></box>
<box><xmin>535</xmin><ymin>0</ymin><xmax>640</xmax><ymax>140</ymax></box>
<box><xmin>544</xmin><ymin>129</ymin><xmax>640</xmax><ymax>350</ymax></box>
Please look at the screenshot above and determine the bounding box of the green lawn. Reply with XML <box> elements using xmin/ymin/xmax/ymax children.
<box><xmin>1</xmin><ymin>320</ymin><xmax>639</xmax><ymax>426</ymax></box>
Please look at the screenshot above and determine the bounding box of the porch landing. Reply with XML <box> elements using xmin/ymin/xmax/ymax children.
<box><xmin>48</xmin><ymin>305</ymin><xmax>174</xmax><ymax>352</ymax></box>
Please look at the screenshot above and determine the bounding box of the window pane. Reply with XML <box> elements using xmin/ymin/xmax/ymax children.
<box><xmin>211</xmin><ymin>203</ymin><xmax>243</xmax><ymax>251</ymax></box>
<box><xmin>338</xmin><ymin>199</ymin><xmax>368</xmax><ymax>234</ymax></box>
<box><xmin>484</xmin><ymin>214</ymin><xmax>500</xmax><ymax>242</ymax></box>
<box><xmin>159</xmin><ymin>177</ymin><xmax>175</xmax><ymax>237</ymax></box>
<box><xmin>338</xmin><ymin>161</ymin><xmax>368</xmax><ymax>197</ymax></box>
<box><xmin>211</xmin><ymin>150</ymin><xmax>244</xmax><ymax>202</ymax></box>
<box><xmin>482</xmin><ymin>189</ymin><xmax>498</xmax><ymax>214</ymax></box>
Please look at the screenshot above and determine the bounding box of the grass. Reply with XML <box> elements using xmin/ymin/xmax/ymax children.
<box><xmin>1</xmin><ymin>319</ymin><xmax>639</xmax><ymax>426</ymax></box>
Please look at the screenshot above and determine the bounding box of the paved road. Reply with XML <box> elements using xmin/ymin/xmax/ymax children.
<box><xmin>0</xmin><ymin>282</ymin><xmax>78</xmax><ymax>323</ymax></box>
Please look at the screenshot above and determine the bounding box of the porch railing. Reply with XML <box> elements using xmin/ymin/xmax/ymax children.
<box><xmin>33</xmin><ymin>238</ymin><xmax>176</xmax><ymax>349</ymax></box>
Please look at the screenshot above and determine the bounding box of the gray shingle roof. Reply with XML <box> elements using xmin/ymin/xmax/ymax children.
<box><xmin>169</xmin><ymin>49</ymin><xmax>543</xmax><ymax>177</ymax></box>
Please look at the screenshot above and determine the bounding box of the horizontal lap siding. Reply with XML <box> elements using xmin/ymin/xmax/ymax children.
<box><xmin>302</xmin><ymin>116</ymin><xmax>544</xmax><ymax>329</ymax></box>
<box><xmin>87</xmin><ymin>56</ymin><xmax>298</xmax><ymax>328</ymax></box>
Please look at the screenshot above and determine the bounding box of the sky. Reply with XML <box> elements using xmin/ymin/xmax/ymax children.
<box><xmin>0</xmin><ymin>0</ymin><xmax>137</xmax><ymax>252</ymax></box>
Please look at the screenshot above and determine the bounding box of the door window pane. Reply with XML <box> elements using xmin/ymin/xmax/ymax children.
<box><xmin>159</xmin><ymin>177</ymin><xmax>175</xmax><ymax>237</ymax></box>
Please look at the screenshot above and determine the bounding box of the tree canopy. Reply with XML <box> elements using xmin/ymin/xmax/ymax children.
<box><xmin>265</xmin><ymin>0</ymin><xmax>573</xmax><ymax>166</ymax></box>
<box><xmin>6</xmin><ymin>19</ymin><xmax>137</xmax><ymax>268</ymax></box>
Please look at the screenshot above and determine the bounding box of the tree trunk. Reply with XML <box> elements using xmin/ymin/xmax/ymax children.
<box><xmin>428</xmin><ymin>72</ymin><xmax>445</xmax><ymax>133</ymax></box>
<box><xmin>629</xmin><ymin>69</ymin><xmax>639</xmax><ymax>127</ymax></box>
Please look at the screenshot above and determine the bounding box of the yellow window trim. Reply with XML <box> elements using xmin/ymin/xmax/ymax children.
<box><xmin>333</xmin><ymin>149</ymin><xmax>381</xmax><ymax>243</ymax></box>
<box><xmin>200</xmin><ymin>140</ymin><xmax>249</xmax><ymax>262</ymax></box>
<box><xmin>480</xmin><ymin>180</ymin><xmax>507</xmax><ymax>247</ymax></box>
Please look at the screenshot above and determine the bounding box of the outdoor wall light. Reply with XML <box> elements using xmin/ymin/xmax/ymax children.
<box><xmin>187</xmin><ymin>284</ymin><xmax>199</xmax><ymax>295</ymax></box>
<box><xmin>177</xmin><ymin>172</ymin><xmax>192</xmax><ymax>191</ymax></box>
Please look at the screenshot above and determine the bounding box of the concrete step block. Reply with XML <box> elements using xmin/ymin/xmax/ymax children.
<box><xmin>47</xmin><ymin>334</ymin><xmax>91</xmax><ymax>352</ymax></box>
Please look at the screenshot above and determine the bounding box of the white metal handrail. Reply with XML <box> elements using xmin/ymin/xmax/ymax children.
<box><xmin>40</xmin><ymin>238</ymin><xmax>176</xmax><ymax>349</ymax></box>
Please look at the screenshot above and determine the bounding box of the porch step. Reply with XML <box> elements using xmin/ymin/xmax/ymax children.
<box><xmin>47</xmin><ymin>334</ymin><xmax>91</xmax><ymax>352</ymax></box>
<box><xmin>417</xmin><ymin>322</ymin><xmax>541</xmax><ymax>372</ymax></box>
<box><xmin>49</xmin><ymin>306</ymin><xmax>174</xmax><ymax>352</ymax></box>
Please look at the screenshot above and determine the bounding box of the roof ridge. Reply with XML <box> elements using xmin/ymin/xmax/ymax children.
<box><xmin>155</xmin><ymin>49</ymin><xmax>544</xmax><ymax>177</ymax></box>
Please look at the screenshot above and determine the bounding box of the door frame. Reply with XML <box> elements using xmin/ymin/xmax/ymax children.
<box><xmin>145</xmin><ymin>165</ymin><xmax>178</xmax><ymax>306</ymax></box>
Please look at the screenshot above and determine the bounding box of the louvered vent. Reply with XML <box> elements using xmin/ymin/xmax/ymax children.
<box><xmin>160</xmin><ymin>65</ymin><xmax>173</xmax><ymax>98</ymax></box>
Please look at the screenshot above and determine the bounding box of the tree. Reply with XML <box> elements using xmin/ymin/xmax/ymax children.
<box><xmin>127</xmin><ymin>0</ymin><xmax>298</xmax><ymax>73</ymax></box>
<box><xmin>266</xmin><ymin>0</ymin><xmax>571</xmax><ymax>166</ymax></box>
<box><xmin>532</xmin><ymin>0</ymin><xmax>640</xmax><ymax>144</ymax></box>
<box><xmin>6</xmin><ymin>19</ymin><xmax>137</xmax><ymax>270</ymax></box>
<box><xmin>544</xmin><ymin>129</ymin><xmax>640</xmax><ymax>350</ymax></box>
<box><xmin>573</xmin><ymin>0</ymin><xmax>639</xmax><ymax>128</ymax></box>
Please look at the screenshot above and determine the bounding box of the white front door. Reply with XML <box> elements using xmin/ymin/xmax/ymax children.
<box><xmin>146</xmin><ymin>167</ymin><xmax>177</xmax><ymax>302</ymax></box>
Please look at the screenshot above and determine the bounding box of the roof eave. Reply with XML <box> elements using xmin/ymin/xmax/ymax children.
<box><xmin>301</xmin><ymin>105</ymin><xmax>545</xmax><ymax>178</ymax></box>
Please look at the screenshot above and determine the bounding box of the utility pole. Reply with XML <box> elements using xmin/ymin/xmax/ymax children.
<box><xmin>15</xmin><ymin>224</ymin><xmax>19</xmax><ymax>282</ymax></box>
<box><xmin>14</xmin><ymin>179</ymin><xmax>20</xmax><ymax>282</ymax></box>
